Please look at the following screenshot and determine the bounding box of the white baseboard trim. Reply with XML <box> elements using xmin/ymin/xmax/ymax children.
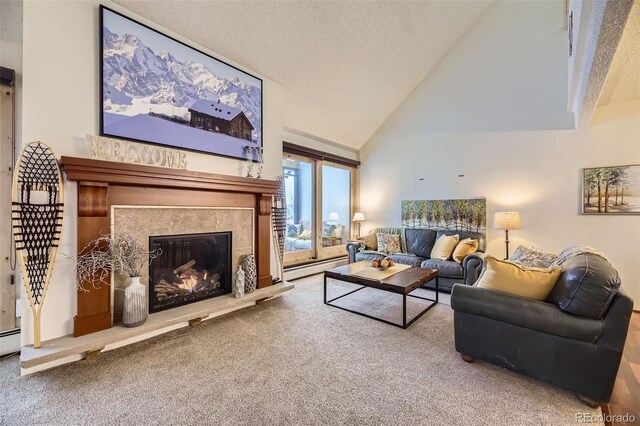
<box><xmin>0</xmin><ymin>329</ymin><xmax>21</xmax><ymax>356</ymax></box>
<box><xmin>284</xmin><ymin>258</ymin><xmax>348</xmax><ymax>281</ymax></box>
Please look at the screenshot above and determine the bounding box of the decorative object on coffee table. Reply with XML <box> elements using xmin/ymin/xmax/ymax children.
<box><xmin>241</xmin><ymin>254</ymin><xmax>257</xmax><ymax>293</ymax></box>
<box><xmin>234</xmin><ymin>265</ymin><xmax>245</xmax><ymax>299</ymax></box>
<box><xmin>493</xmin><ymin>211</ymin><xmax>522</xmax><ymax>259</ymax></box>
<box><xmin>369</xmin><ymin>256</ymin><xmax>395</xmax><ymax>270</ymax></box>
<box><xmin>12</xmin><ymin>141</ymin><xmax>64</xmax><ymax>348</ymax></box>
<box><xmin>582</xmin><ymin>165</ymin><xmax>640</xmax><ymax>215</ymax></box>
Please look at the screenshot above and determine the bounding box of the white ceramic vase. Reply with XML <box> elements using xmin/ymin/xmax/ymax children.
<box><xmin>123</xmin><ymin>276</ymin><xmax>147</xmax><ymax>327</ymax></box>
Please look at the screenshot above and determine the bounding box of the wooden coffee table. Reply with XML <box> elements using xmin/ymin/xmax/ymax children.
<box><xmin>324</xmin><ymin>261</ymin><xmax>439</xmax><ymax>329</ymax></box>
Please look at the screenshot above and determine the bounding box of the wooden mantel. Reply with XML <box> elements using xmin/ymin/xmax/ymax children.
<box><xmin>60</xmin><ymin>156</ymin><xmax>280</xmax><ymax>337</ymax></box>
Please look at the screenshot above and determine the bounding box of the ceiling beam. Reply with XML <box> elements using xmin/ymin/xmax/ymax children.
<box><xmin>573</xmin><ymin>0</ymin><xmax>635</xmax><ymax>129</ymax></box>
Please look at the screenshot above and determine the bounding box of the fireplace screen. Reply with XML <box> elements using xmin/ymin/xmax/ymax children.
<box><xmin>148</xmin><ymin>232</ymin><xmax>232</xmax><ymax>313</ymax></box>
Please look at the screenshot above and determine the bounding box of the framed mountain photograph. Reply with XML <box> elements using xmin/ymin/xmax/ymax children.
<box><xmin>582</xmin><ymin>165</ymin><xmax>640</xmax><ymax>215</ymax></box>
<box><xmin>100</xmin><ymin>6</ymin><xmax>263</xmax><ymax>160</ymax></box>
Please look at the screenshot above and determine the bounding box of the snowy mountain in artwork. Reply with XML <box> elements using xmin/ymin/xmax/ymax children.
<box><xmin>102</xmin><ymin>25</ymin><xmax>262</xmax><ymax>148</ymax></box>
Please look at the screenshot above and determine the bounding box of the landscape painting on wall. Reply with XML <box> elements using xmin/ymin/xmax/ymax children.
<box><xmin>582</xmin><ymin>165</ymin><xmax>640</xmax><ymax>215</ymax></box>
<box><xmin>100</xmin><ymin>6</ymin><xmax>262</xmax><ymax>160</ymax></box>
<box><xmin>401</xmin><ymin>198</ymin><xmax>486</xmax><ymax>231</ymax></box>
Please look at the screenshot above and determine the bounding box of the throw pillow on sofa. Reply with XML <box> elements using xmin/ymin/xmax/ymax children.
<box><xmin>298</xmin><ymin>229</ymin><xmax>312</xmax><ymax>240</ymax></box>
<box><xmin>547</xmin><ymin>252</ymin><xmax>621</xmax><ymax>319</ymax></box>
<box><xmin>508</xmin><ymin>246</ymin><xmax>557</xmax><ymax>268</ymax></box>
<box><xmin>431</xmin><ymin>234</ymin><xmax>459</xmax><ymax>260</ymax></box>
<box><xmin>377</xmin><ymin>233</ymin><xmax>401</xmax><ymax>254</ymax></box>
<box><xmin>476</xmin><ymin>256</ymin><xmax>562</xmax><ymax>301</ymax></box>
<box><xmin>358</xmin><ymin>231</ymin><xmax>378</xmax><ymax>251</ymax></box>
<box><xmin>452</xmin><ymin>238</ymin><xmax>478</xmax><ymax>263</ymax></box>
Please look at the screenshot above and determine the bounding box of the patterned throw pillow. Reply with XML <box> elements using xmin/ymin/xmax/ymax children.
<box><xmin>287</xmin><ymin>224</ymin><xmax>301</xmax><ymax>238</ymax></box>
<box><xmin>322</xmin><ymin>223</ymin><xmax>336</xmax><ymax>237</ymax></box>
<box><xmin>376</xmin><ymin>233</ymin><xmax>401</xmax><ymax>254</ymax></box>
<box><xmin>509</xmin><ymin>246</ymin><xmax>558</xmax><ymax>268</ymax></box>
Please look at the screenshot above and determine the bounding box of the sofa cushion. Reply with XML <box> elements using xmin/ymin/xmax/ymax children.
<box><xmin>376</xmin><ymin>233</ymin><xmax>401</xmax><ymax>254</ymax></box>
<box><xmin>404</xmin><ymin>229</ymin><xmax>436</xmax><ymax>258</ymax></box>
<box><xmin>431</xmin><ymin>234</ymin><xmax>460</xmax><ymax>260</ymax></box>
<box><xmin>452</xmin><ymin>238</ymin><xmax>479</xmax><ymax>263</ymax></box>
<box><xmin>355</xmin><ymin>252</ymin><xmax>425</xmax><ymax>267</ymax></box>
<box><xmin>476</xmin><ymin>256</ymin><xmax>562</xmax><ymax>301</ymax></box>
<box><xmin>509</xmin><ymin>246</ymin><xmax>557</xmax><ymax>268</ymax></box>
<box><xmin>421</xmin><ymin>259</ymin><xmax>463</xmax><ymax>278</ymax></box>
<box><xmin>451</xmin><ymin>284</ymin><xmax>605</xmax><ymax>343</ymax></box>
<box><xmin>436</xmin><ymin>230</ymin><xmax>486</xmax><ymax>253</ymax></box>
<box><xmin>359</xmin><ymin>231</ymin><xmax>378</xmax><ymax>250</ymax></box>
<box><xmin>547</xmin><ymin>253</ymin><xmax>621</xmax><ymax>319</ymax></box>
<box><xmin>377</xmin><ymin>227</ymin><xmax>408</xmax><ymax>253</ymax></box>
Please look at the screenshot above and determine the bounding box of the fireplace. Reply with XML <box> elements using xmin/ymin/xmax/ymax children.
<box><xmin>148</xmin><ymin>232</ymin><xmax>232</xmax><ymax>313</ymax></box>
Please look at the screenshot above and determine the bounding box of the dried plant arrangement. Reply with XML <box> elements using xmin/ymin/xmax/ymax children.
<box><xmin>76</xmin><ymin>232</ymin><xmax>161</xmax><ymax>291</ymax></box>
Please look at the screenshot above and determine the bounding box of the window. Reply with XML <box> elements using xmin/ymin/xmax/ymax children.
<box><xmin>282</xmin><ymin>147</ymin><xmax>358</xmax><ymax>267</ymax></box>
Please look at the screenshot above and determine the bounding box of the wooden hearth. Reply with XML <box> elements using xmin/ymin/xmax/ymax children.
<box><xmin>60</xmin><ymin>156</ymin><xmax>280</xmax><ymax>337</ymax></box>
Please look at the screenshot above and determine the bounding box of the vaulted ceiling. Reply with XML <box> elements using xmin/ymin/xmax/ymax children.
<box><xmin>598</xmin><ymin>0</ymin><xmax>640</xmax><ymax>107</ymax></box>
<box><xmin>113</xmin><ymin>0</ymin><xmax>492</xmax><ymax>149</ymax></box>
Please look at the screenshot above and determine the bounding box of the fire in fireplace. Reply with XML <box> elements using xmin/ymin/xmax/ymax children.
<box><xmin>148</xmin><ymin>232</ymin><xmax>232</xmax><ymax>313</ymax></box>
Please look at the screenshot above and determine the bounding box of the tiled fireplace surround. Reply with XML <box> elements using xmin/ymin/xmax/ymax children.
<box><xmin>111</xmin><ymin>207</ymin><xmax>254</xmax><ymax>321</ymax></box>
<box><xmin>60</xmin><ymin>156</ymin><xmax>280</xmax><ymax>337</ymax></box>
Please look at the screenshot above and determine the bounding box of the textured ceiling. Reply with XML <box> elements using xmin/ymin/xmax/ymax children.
<box><xmin>598</xmin><ymin>0</ymin><xmax>640</xmax><ymax>106</ymax></box>
<box><xmin>0</xmin><ymin>0</ymin><xmax>23</xmax><ymax>43</ymax></box>
<box><xmin>112</xmin><ymin>0</ymin><xmax>491</xmax><ymax>149</ymax></box>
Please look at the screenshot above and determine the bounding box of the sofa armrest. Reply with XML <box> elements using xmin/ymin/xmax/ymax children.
<box><xmin>450</xmin><ymin>284</ymin><xmax>604</xmax><ymax>343</ymax></box>
<box><xmin>598</xmin><ymin>291</ymin><xmax>634</xmax><ymax>351</ymax></box>
<box><xmin>346</xmin><ymin>242</ymin><xmax>361</xmax><ymax>263</ymax></box>
<box><xmin>462</xmin><ymin>252</ymin><xmax>485</xmax><ymax>285</ymax></box>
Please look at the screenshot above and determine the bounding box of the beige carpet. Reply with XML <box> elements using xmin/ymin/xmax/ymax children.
<box><xmin>0</xmin><ymin>275</ymin><xmax>601</xmax><ymax>425</ymax></box>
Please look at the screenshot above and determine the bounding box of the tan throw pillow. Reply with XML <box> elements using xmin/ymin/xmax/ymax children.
<box><xmin>377</xmin><ymin>233</ymin><xmax>401</xmax><ymax>254</ymax></box>
<box><xmin>452</xmin><ymin>238</ymin><xmax>479</xmax><ymax>263</ymax></box>
<box><xmin>476</xmin><ymin>256</ymin><xmax>562</xmax><ymax>301</ymax></box>
<box><xmin>431</xmin><ymin>234</ymin><xmax>460</xmax><ymax>260</ymax></box>
<box><xmin>359</xmin><ymin>231</ymin><xmax>378</xmax><ymax>250</ymax></box>
<box><xmin>298</xmin><ymin>229</ymin><xmax>312</xmax><ymax>240</ymax></box>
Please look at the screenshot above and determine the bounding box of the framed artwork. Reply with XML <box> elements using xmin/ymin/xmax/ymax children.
<box><xmin>582</xmin><ymin>165</ymin><xmax>640</xmax><ymax>215</ymax></box>
<box><xmin>401</xmin><ymin>198</ymin><xmax>486</xmax><ymax>231</ymax></box>
<box><xmin>100</xmin><ymin>6</ymin><xmax>263</xmax><ymax>160</ymax></box>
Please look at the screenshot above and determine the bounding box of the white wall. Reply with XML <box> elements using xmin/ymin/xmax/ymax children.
<box><xmin>359</xmin><ymin>0</ymin><xmax>640</xmax><ymax>306</ymax></box>
<box><xmin>20</xmin><ymin>0</ymin><xmax>284</xmax><ymax>345</ymax></box>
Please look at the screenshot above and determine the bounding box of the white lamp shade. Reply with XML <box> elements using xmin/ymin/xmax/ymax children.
<box><xmin>352</xmin><ymin>212</ymin><xmax>365</xmax><ymax>222</ymax></box>
<box><xmin>328</xmin><ymin>212</ymin><xmax>340</xmax><ymax>221</ymax></box>
<box><xmin>493</xmin><ymin>212</ymin><xmax>522</xmax><ymax>230</ymax></box>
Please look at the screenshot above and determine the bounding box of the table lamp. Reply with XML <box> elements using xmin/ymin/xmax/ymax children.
<box><xmin>493</xmin><ymin>211</ymin><xmax>522</xmax><ymax>259</ymax></box>
<box><xmin>328</xmin><ymin>212</ymin><xmax>340</xmax><ymax>223</ymax></box>
<box><xmin>352</xmin><ymin>212</ymin><xmax>365</xmax><ymax>238</ymax></box>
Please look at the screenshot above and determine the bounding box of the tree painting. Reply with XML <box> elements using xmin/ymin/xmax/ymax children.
<box><xmin>401</xmin><ymin>198</ymin><xmax>486</xmax><ymax>231</ymax></box>
<box><xmin>582</xmin><ymin>165</ymin><xmax>640</xmax><ymax>214</ymax></box>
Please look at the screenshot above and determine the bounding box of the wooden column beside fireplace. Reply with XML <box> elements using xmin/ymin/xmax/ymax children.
<box><xmin>60</xmin><ymin>156</ymin><xmax>280</xmax><ymax>337</ymax></box>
